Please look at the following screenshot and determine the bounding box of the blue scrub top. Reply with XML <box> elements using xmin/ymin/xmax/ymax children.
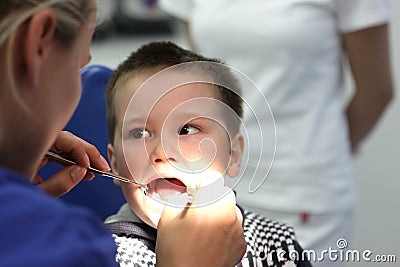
<box><xmin>0</xmin><ymin>167</ymin><xmax>117</xmax><ymax>267</ymax></box>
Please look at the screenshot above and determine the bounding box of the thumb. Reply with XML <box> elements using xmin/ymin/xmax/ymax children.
<box><xmin>38</xmin><ymin>165</ymin><xmax>87</xmax><ymax>198</ymax></box>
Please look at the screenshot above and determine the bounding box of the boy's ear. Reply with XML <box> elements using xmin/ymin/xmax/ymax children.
<box><xmin>107</xmin><ymin>143</ymin><xmax>121</xmax><ymax>187</ymax></box>
<box><xmin>23</xmin><ymin>9</ymin><xmax>57</xmax><ymax>89</ymax></box>
<box><xmin>226</xmin><ymin>133</ymin><xmax>244</xmax><ymax>178</ymax></box>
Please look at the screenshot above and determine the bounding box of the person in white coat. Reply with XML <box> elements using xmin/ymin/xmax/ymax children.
<box><xmin>160</xmin><ymin>0</ymin><xmax>393</xmax><ymax>266</ymax></box>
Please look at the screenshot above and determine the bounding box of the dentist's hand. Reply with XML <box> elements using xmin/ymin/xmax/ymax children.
<box><xmin>33</xmin><ymin>131</ymin><xmax>110</xmax><ymax>198</ymax></box>
<box><xmin>156</xmin><ymin>184</ymin><xmax>246</xmax><ymax>267</ymax></box>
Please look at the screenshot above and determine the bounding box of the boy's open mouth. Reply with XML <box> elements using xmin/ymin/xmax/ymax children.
<box><xmin>146</xmin><ymin>178</ymin><xmax>188</xmax><ymax>202</ymax></box>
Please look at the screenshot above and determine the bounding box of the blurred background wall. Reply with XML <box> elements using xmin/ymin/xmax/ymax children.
<box><xmin>88</xmin><ymin>1</ymin><xmax>399</xmax><ymax>265</ymax></box>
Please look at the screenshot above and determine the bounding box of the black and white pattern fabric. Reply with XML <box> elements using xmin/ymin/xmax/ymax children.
<box><xmin>107</xmin><ymin>221</ymin><xmax>157</xmax><ymax>267</ymax></box>
<box><xmin>105</xmin><ymin>207</ymin><xmax>312</xmax><ymax>267</ymax></box>
<box><xmin>113</xmin><ymin>235</ymin><xmax>156</xmax><ymax>267</ymax></box>
<box><xmin>241</xmin><ymin>210</ymin><xmax>305</xmax><ymax>267</ymax></box>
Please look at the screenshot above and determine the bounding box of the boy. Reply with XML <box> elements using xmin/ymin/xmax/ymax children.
<box><xmin>104</xmin><ymin>41</ymin><xmax>311</xmax><ymax>266</ymax></box>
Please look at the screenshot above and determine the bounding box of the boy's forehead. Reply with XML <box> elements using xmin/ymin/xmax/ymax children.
<box><xmin>123</xmin><ymin>82</ymin><xmax>220</xmax><ymax>119</ymax></box>
<box><xmin>113</xmin><ymin>78</ymin><xmax>141</xmax><ymax>118</ymax></box>
<box><xmin>117</xmin><ymin>67</ymin><xmax>210</xmax><ymax>99</ymax></box>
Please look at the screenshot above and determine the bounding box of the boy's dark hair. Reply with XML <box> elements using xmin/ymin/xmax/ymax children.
<box><xmin>105</xmin><ymin>41</ymin><xmax>243</xmax><ymax>144</ymax></box>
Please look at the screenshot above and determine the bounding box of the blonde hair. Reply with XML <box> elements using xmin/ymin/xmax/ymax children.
<box><xmin>0</xmin><ymin>0</ymin><xmax>92</xmax><ymax>110</ymax></box>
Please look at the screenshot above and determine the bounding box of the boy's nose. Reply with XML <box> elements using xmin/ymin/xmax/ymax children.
<box><xmin>150</xmin><ymin>138</ymin><xmax>177</xmax><ymax>164</ymax></box>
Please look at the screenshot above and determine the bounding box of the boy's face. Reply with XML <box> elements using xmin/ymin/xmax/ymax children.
<box><xmin>108</xmin><ymin>71</ymin><xmax>244</xmax><ymax>228</ymax></box>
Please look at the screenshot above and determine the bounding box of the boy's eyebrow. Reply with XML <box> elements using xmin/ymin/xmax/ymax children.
<box><xmin>180</xmin><ymin>111</ymin><xmax>223</xmax><ymax>121</ymax></box>
<box><xmin>179</xmin><ymin>112</ymin><xmax>204</xmax><ymax>119</ymax></box>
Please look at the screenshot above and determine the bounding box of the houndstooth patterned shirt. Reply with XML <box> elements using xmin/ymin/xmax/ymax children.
<box><xmin>106</xmin><ymin>207</ymin><xmax>311</xmax><ymax>267</ymax></box>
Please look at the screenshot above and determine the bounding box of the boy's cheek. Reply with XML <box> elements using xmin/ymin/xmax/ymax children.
<box><xmin>180</xmin><ymin>140</ymin><xmax>218</xmax><ymax>166</ymax></box>
<box><xmin>123</xmin><ymin>151</ymin><xmax>148</xmax><ymax>177</ymax></box>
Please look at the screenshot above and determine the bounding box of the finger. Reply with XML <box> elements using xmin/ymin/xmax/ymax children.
<box><xmin>83</xmin><ymin>171</ymin><xmax>95</xmax><ymax>181</ymax></box>
<box><xmin>69</xmin><ymin>142</ymin><xmax>109</xmax><ymax>171</ymax></box>
<box><xmin>38</xmin><ymin>165</ymin><xmax>87</xmax><ymax>198</ymax></box>
<box><xmin>31</xmin><ymin>174</ymin><xmax>44</xmax><ymax>185</ymax></box>
<box><xmin>50</xmin><ymin>131</ymin><xmax>109</xmax><ymax>170</ymax></box>
<box><xmin>50</xmin><ymin>131</ymin><xmax>89</xmax><ymax>165</ymax></box>
<box><xmin>38</xmin><ymin>157</ymin><xmax>48</xmax><ymax>170</ymax></box>
<box><xmin>31</xmin><ymin>157</ymin><xmax>49</xmax><ymax>184</ymax></box>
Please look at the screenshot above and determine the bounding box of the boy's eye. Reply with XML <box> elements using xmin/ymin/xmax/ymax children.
<box><xmin>179</xmin><ymin>125</ymin><xmax>200</xmax><ymax>135</ymax></box>
<box><xmin>130</xmin><ymin>128</ymin><xmax>151</xmax><ymax>139</ymax></box>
